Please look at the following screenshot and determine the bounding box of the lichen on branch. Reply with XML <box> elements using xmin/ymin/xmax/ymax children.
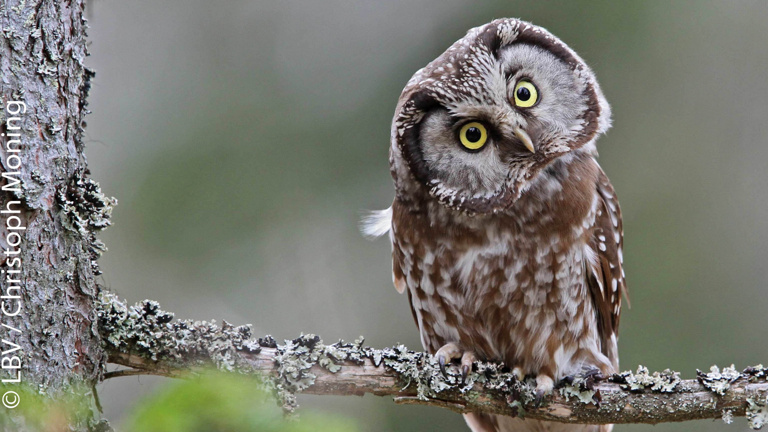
<box><xmin>96</xmin><ymin>293</ymin><xmax>768</xmax><ymax>428</ymax></box>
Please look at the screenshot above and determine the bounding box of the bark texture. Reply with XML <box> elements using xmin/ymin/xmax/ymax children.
<box><xmin>1</xmin><ymin>0</ymin><xmax>113</xmax><ymax>430</ymax></box>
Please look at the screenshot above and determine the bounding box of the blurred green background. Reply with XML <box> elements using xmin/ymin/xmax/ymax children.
<box><xmin>86</xmin><ymin>1</ymin><xmax>768</xmax><ymax>431</ymax></box>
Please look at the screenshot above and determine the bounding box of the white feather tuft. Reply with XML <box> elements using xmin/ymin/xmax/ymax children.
<box><xmin>360</xmin><ymin>207</ymin><xmax>392</xmax><ymax>239</ymax></box>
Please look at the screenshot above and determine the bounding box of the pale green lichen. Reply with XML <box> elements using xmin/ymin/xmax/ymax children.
<box><xmin>57</xmin><ymin>177</ymin><xmax>117</xmax><ymax>238</ymax></box>
<box><xmin>616</xmin><ymin>366</ymin><xmax>681</xmax><ymax>393</ymax></box>
<box><xmin>470</xmin><ymin>363</ymin><xmax>533</xmax><ymax>416</ymax></box>
<box><xmin>744</xmin><ymin>365</ymin><xmax>768</xmax><ymax>382</ymax></box>
<box><xmin>559</xmin><ymin>375</ymin><xmax>597</xmax><ymax>405</ymax></box>
<box><xmin>97</xmin><ymin>292</ymin><xmax>261</xmax><ymax>371</ymax></box>
<box><xmin>271</xmin><ymin>335</ymin><xmax>371</xmax><ymax>413</ymax></box>
<box><xmin>747</xmin><ymin>396</ymin><xmax>768</xmax><ymax>430</ymax></box>
<box><xmin>264</xmin><ymin>333</ymin><xmax>538</xmax><ymax>416</ymax></box>
<box><xmin>236</xmin><ymin>334</ymin><xmax>501</xmax><ymax>414</ymax></box>
<box><xmin>380</xmin><ymin>344</ymin><xmax>478</xmax><ymax>400</ymax></box>
<box><xmin>722</xmin><ymin>409</ymin><xmax>734</xmax><ymax>425</ymax></box>
<box><xmin>56</xmin><ymin>176</ymin><xmax>117</xmax><ymax>274</ymax></box>
<box><xmin>697</xmin><ymin>365</ymin><xmax>740</xmax><ymax>395</ymax></box>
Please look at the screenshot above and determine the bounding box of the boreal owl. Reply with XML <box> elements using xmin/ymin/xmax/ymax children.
<box><xmin>364</xmin><ymin>18</ymin><xmax>627</xmax><ymax>432</ymax></box>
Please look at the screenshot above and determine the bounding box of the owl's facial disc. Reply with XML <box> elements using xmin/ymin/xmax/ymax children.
<box><xmin>391</xmin><ymin>18</ymin><xmax>611</xmax><ymax>214</ymax></box>
<box><xmin>417</xmin><ymin>111</ymin><xmax>511</xmax><ymax>201</ymax></box>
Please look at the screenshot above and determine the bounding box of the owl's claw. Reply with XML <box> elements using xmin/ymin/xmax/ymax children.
<box><xmin>435</xmin><ymin>342</ymin><xmax>461</xmax><ymax>377</ymax></box>
<box><xmin>581</xmin><ymin>368</ymin><xmax>605</xmax><ymax>390</ymax></box>
<box><xmin>461</xmin><ymin>365</ymin><xmax>470</xmax><ymax>383</ymax></box>
<box><xmin>583</xmin><ymin>368</ymin><xmax>605</xmax><ymax>381</ymax></box>
<box><xmin>434</xmin><ymin>343</ymin><xmax>476</xmax><ymax>382</ymax></box>
<box><xmin>558</xmin><ymin>368</ymin><xmax>607</xmax><ymax>390</ymax></box>
<box><xmin>460</xmin><ymin>351</ymin><xmax>476</xmax><ymax>385</ymax></box>
<box><xmin>438</xmin><ymin>355</ymin><xmax>448</xmax><ymax>377</ymax></box>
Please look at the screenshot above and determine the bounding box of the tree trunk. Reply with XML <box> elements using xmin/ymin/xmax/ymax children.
<box><xmin>0</xmin><ymin>0</ymin><xmax>113</xmax><ymax>430</ymax></box>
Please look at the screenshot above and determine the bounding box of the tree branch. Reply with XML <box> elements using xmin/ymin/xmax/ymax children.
<box><xmin>96</xmin><ymin>292</ymin><xmax>768</xmax><ymax>429</ymax></box>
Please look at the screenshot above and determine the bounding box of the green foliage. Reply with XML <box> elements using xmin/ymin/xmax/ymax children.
<box><xmin>124</xmin><ymin>372</ymin><xmax>358</xmax><ymax>432</ymax></box>
<box><xmin>0</xmin><ymin>383</ymin><xmax>95</xmax><ymax>431</ymax></box>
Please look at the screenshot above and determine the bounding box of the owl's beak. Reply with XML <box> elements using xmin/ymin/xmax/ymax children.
<box><xmin>514</xmin><ymin>127</ymin><xmax>536</xmax><ymax>153</ymax></box>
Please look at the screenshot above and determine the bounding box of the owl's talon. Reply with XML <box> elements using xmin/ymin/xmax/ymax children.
<box><xmin>559</xmin><ymin>368</ymin><xmax>607</xmax><ymax>390</ymax></box>
<box><xmin>461</xmin><ymin>364</ymin><xmax>470</xmax><ymax>384</ymax></box>
<box><xmin>582</xmin><ymin>367</ymin><xmax>606</xmax><ymax>390</ymax></box>
<box><xmin>434</xmin><ymin>343</ymin><xmax>477</xmax><ymax>380</ymax></box>
<box><xmin>559</xmin><ymin>375</ymin><xmax>575</xmax><ymax>386</ymax></box>
<box><xmin>583</xmin><ymin>368</ymin><xmax>605</xmax><ymax>381</ymax></box>
<box><xmin>460</xmin><ymin>351</ymin><xmax>476</xmax><ymax>384</ymax></box>
<box><xmin>438</xmin><ymin>355</ymin><xmax>448</xmax><ymax>377</ymax></box>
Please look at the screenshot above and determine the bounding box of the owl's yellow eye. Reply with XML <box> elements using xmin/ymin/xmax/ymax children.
<box><xmin>513</xmin><ymin>80</ymin><xmax>539</xmax><ymax>108</ymax></box>
<box><xmin>459</xmin><ymin>122</ymin><xmax>488</xmax><ymax>151</ymax></box>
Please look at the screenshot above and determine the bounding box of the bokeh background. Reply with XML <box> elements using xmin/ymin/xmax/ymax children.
<box><xmin>86</xmin><ymin>1</ymin><xmax>768</xmax><ymax>431</ymax></box>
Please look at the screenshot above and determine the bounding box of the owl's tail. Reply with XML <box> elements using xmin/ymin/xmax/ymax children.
<box><xmin>464</xmin><ymin>413</ymin><xmax>612</xmax><ymax>432</ymax></box>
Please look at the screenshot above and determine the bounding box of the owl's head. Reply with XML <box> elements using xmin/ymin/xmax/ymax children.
<box><xmin>390</xmin><ymin>18</ymin><xmax>611</xmax><ymax>214</ymax></box>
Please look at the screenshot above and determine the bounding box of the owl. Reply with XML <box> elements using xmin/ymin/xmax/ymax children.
<box><xmin>364</xmin><ymin>18</ymin><xmax>627</xmax><ymax>432</ymax></box>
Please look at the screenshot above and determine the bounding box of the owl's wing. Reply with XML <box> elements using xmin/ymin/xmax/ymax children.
<box><xmin>586</xmin><ymin>169</ymin><xmax>628</xmax><ymax>368</ymax></box>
